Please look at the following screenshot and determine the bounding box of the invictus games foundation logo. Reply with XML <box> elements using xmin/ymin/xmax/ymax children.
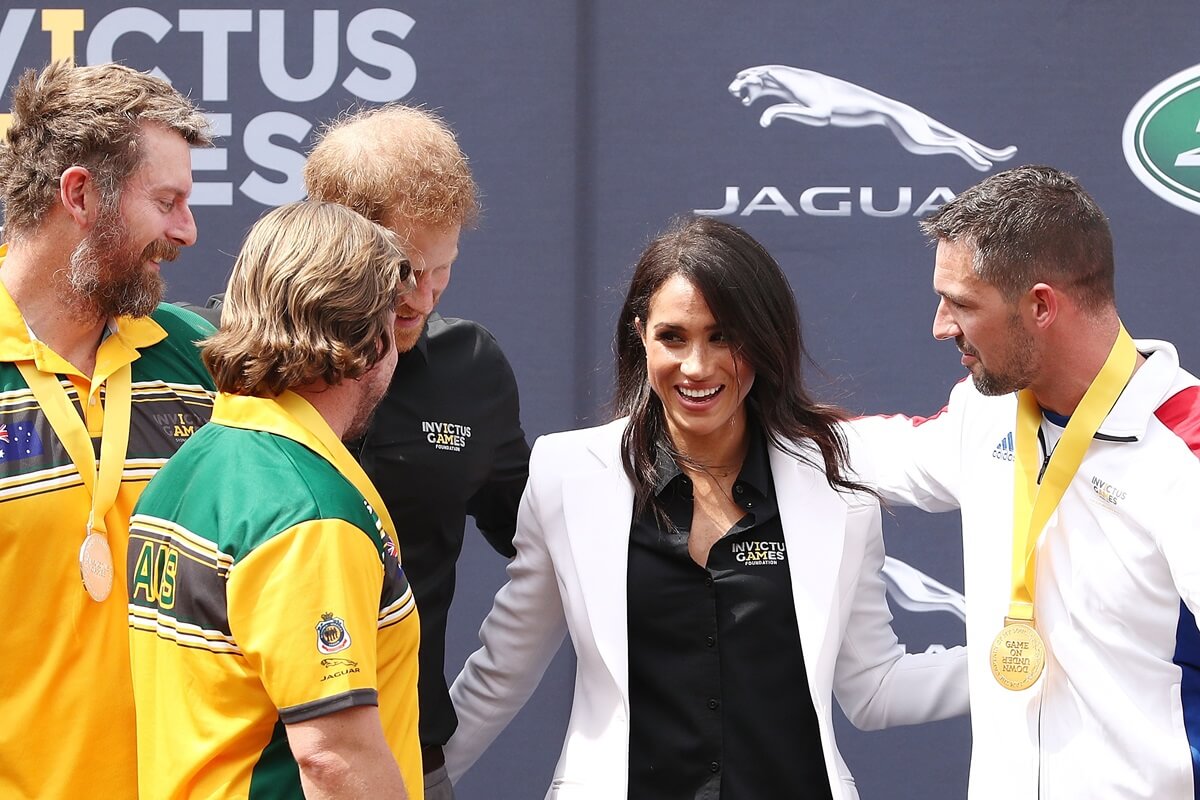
<box><xmin>315</xmin><ymin>612</ymin><xmax>352</xmax><ymax>655</ymax></box>
<box><xmin>422</xmin><ymin>420</ymin><xmax>471</xmax><ymax>452</ymax></box>
<box><xmin>1124</xmin><ymin>63</ymin><xmax>1200</xmax><ymax>216</ymax></box>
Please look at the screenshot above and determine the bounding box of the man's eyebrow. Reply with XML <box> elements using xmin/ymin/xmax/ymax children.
<box><xmin>935</xmin><ymin>285</ymin><xmax>971</xmax><ymax>304</ymax></box>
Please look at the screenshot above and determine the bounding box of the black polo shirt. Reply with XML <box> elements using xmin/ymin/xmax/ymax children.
<box><xmin>626</xmin><ymin>423</ymin><xmax>832</xmax><ymax>800</ymax></box>
<box><xmin>357</xmin><ymin>313</ymin><xmax>530</xmax><ymax>747</ymax></box>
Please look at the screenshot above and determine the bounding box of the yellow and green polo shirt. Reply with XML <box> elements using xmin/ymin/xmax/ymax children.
<box><xmin>127</xmin><ymin>392</ymin><xmax>422</xmax><ymax>799</ymax></box>
<box><xmin>0</xmin><ymin>246</ymin><xmax>216</xmax><ymax>799</ymax></box>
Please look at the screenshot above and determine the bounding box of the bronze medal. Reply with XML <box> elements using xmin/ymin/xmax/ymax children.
<box><xmin>990</xmin><ymin>620</ymin><xmax>1045</xmax><ymax>691</ymax></box>
<box><xmin>79</xmin><ymin>531</ymin><xmax>114</xmax><ymax>602</ymax></box>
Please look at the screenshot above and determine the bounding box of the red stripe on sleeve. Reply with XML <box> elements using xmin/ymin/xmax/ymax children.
<box><xmin>1155</xmin><ymin>386</ymin><xmax>1200</xmax><ymax>456</ymax></box>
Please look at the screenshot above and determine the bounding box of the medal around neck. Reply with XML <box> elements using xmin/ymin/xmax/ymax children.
<box><xmin>990</xmin><ymin>619</ymin><xmax>1045</xmax><ymax>691</ymax></box>
<box><xmin>79</xmin><ymin>531</ymin><xmax>115</xmax><ymax>602</ymax></box>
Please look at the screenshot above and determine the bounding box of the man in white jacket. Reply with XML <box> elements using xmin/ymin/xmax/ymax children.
<box><xmin>847</xmin><ymin>164</ymin><xmax>1200</xmax><ymax>799</ymax></box>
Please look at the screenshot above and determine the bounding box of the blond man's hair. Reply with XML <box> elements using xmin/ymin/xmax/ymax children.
<box><xmin>0</xmin><ymin>60</ymin><xmax>211</xmax><ymax>235</ymax></box>
<box><xmin>303</xmin><ymin>104</ymin><xmax>479</xmax><ymax>235</ymax></box>
<box><xmin>203</xmin><ymin>201</ymin><xmax>411</xmax><ymax>397</ymax></box>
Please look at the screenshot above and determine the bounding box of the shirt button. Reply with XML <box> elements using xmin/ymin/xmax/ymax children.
<box><xmin>705</xmin><ymin>635</ymin><xmax>715</xmax><ymax>647</ymax></box>
<box><xmin>704</xmin><ymin>575</ymin><xmax>713</xmax><ymax>587</ymax></box>
<box><xmin>707</xmin><ymin>698</ymin><xmax>719</xmax><ymax>710</ymax></box>
<box><xmin>734</xmin><ymin>484</ymin><xmax>744</xmax><ymax>494</ymax></box>
<box><xmin>709</xmin><ymin>761</ymin><xmax>720</xmax><ymax>773</ymax></box>
<box><xmin>745</xmin><ymin>500</ymin><xmax>754</xmax><ymax>508</ymax></box>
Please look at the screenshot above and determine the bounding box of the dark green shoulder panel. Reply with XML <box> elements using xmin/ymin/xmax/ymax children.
<box><xmin>134</xmin><ymin>423</ymin><xmax>382</xmax><ymax>563</ymax></box>
<box><xmin>133</xmin><ymin>303</ymin><xmax>217</xmax><ymax>390</ymax></box>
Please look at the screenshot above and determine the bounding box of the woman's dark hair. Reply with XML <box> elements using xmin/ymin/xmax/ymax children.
<box><xmin>614</xmin><ymin>215</ymin><xmax>869</xmax><ymax>518</ymax></box>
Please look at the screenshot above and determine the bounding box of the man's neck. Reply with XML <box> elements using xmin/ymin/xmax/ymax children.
<box><xmin>1</xmin><ymin>237</ymin><xmax>106</xmax><ymax>378</ymax></box>
<box><xmin>292</xmin><ymin>381</ymin><xmax>354</xmax><ymax>441</ymax></box>
<box><xmin>1028</xmin><ymin>312</ymin><xmax>1142</xmax><ymax>417</ymax></box>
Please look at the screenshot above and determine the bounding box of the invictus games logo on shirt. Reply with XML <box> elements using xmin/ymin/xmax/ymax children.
<box><xmin>1124</xmin><ymin>63</ymin><xmax>1200</xmax><ymax>216</ymax></box>
<box><xmin>315</xmin><ymin>612</ymin><xmax>351</xmax><ymax>655</ymax></box>
<box><xmin>732</xmin><ymin>540</ymin><xmax>786</xmax><ymax>566</ymax></box>
<box><xmin>1090</xmin><ymin>475</ymin><xmax>1127</xmax><ymax>507</ymax></box>
<box><xmin>422</xmin><ymin>420</ymin><xmax>471</xmax><ymax>452</ymax></box>
<box><xmin>152</xmin><ymin>410</ymin><xmax>205</xmax><ymax>443</ymax></box>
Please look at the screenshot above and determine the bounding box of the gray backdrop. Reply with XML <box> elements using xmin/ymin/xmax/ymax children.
<box><xmin>5</xmin><ymin>3</ymin><xmax>1200</xmax><ymax>798</ymax></box>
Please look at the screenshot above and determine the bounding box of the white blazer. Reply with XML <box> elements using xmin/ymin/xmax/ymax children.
<box><xmin>446</xmin><ymin>419</ymin><xmax>967</xmax><ymax>799</ymax></box>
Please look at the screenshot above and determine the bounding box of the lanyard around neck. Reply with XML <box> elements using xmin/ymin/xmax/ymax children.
<box><xmin>17</xmin><ymin>361</ymin><xmax>132</xmax><ymax>537</ymax></box>
<box><xmin>275</xmin><ymin>391</ymin><xmax>399</xmax><ymax>548</ymax></box>
<box><xmin>1007</xmin><ymin>324</ymin><xmax>1136</xmax><ymax>621</ymax></box>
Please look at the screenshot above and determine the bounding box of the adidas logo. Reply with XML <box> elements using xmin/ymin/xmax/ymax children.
<box><xmin>992</xmin><ymin>432</ymin><xmax>1015</xmax><ymax>462</ymax></box>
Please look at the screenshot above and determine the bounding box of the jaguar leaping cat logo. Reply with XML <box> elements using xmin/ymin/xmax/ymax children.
<box><xmin>729</xmin><ymin>65</ymin><xmax>1017</xmax><ymax>171</ymax></box>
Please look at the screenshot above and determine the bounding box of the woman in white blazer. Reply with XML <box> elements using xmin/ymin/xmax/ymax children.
<box><xmin>446</xmin><ymin>217</ymin><xmax>967</xmax><ymax>799</ymax></box>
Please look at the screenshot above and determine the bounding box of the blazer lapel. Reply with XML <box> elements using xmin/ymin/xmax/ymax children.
<box><xmin>772</xmin><ymin>446</ymin><xmax>847</xmax><ymax>689</ymax></box>
<box><xmin>560</xmin><ymin>426</ymin><xmax>635</xmax><ymax>702</ymax></box>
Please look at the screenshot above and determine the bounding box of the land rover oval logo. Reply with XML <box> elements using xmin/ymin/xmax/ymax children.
<box><xmin>1124</xmin><ymin>63</ymin><xmax>1200</xmax><ymax>215</ymax></box>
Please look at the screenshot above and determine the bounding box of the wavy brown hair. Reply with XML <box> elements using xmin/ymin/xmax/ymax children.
<box><xmin>203</xmin><ymin>202</ymin><xmax>412</xmax><ymax>396</ymax></box>
<box><xmin>0</xmin><ymin>60</ymin><xmax>210</xmax><ymax>235</ymax></box>
<box><xmin>303</xmin><ymin>104</ymin><xmax>479</xmax><ymax>235</ymax></box>
<box><xmin>615</xmin><ymin>216</ymin><xmax>869</xmax><ymax>518</ymax></box>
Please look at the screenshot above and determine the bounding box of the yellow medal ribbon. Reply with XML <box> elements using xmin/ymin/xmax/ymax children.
<box><xmin>990</xmin><ymin>323</ymin><xmax>1137</xmax><ymax>690</ymax></box>
<box><xmin>274</xmin><ymin>391</ymin><xmax>400</xmax><ymax>550</ymax></box>
<box><xmin>17</xmin><ymin>361</ymin><xmax>132</xmax><ymax>602</ymax></box>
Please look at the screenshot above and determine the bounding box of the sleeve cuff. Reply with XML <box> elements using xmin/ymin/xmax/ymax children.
<box><xmin>279</xmin><ymin>687</ymin><xmax>379</xmax><ymax>724</ymax></box>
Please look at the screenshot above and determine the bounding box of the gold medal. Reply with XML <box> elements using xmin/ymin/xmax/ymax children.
<box><xmin>990</xmin><ymin>619</ymin><xmax>1045</xmax><ymax>691</ymax></box>
<box><xmin>79</xmin><ymin>532</ymin><xmax>115</xmax><ymax>602</ymax></box>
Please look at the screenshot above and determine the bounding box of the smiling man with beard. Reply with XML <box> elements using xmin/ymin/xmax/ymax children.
<box><xmin>0</xmin><ymin>60</ymin><xmax>216</xmax><ymax>798</ymax></box>
<box><xmin>127</xmin><ymin>201</ymin><xmax>423</xmax><ymax>799</ymax></box>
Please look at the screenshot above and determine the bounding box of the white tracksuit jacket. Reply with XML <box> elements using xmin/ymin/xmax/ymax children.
<box><xmin>846</xmin><ymin>339</ymin><xmax>1200</xmax><ymax>799</ymax></box>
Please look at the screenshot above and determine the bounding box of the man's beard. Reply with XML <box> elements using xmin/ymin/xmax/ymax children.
<box><xmin>343</xmin><ymin>363</ymin><xmax>394</xmax><ymax>442</ymax></box>
<box><xmin>962</xmin><ymin>316</ymin><xmax>1037</xmax><ymax>396</ymax></box>
<box><xmin>64</xmin><ymin>204</ymin><xmax>178</xmax><ymax>320</ymax></box>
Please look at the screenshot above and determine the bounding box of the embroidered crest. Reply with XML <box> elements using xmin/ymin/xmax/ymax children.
<box><xmin>315</xmin><ymin>612</ymin><xmax>352</xmax><ymax>654</ymax></box>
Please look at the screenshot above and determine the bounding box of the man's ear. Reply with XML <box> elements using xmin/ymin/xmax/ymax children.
<box><xmin>1028</xmin><ymin>282</ymin><xmax>1059</xmax><ymax>331</ymax></box>
<box><xmin>59</xmin><ymin>166</ymin><xmax>96</xmax><ymax>227</ymax></box>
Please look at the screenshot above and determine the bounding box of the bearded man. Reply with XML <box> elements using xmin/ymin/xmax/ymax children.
<box><xmin>0</xmin><ymin>60</ymin><xmax>215</xmax><ymax>797</ymax></box>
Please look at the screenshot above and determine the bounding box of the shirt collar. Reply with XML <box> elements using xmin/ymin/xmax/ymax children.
<box><xmin>737</xmin><ymin>415</ymin><xmax>773</xmax><ymax>499</ymax></box>
<box><xmin>407</xmin><ymin>312</ymin><xmax>439</xmax><ymax>363</ymax></box>
<box><xmin>1098</xmin><ymin>339</ymin><xmax>1193</xmax><ymax>439</ymax></box>
<box><xmin>211</xmin><ymin>392</ymin><xmax>333</xmax><ymax>458</ymax></box>
<box><xmin>652</xmin><ymin>443</ymin><xmax>685</xmax><ymax>496</ymax></box>
<box><xmin>651</xmin><ymin>411</ymin><xmax>772</xmax><ymax>497</ymax></box>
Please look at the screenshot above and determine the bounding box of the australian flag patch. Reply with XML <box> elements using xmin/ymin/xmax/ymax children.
<box><xmin>0</xmin><ymin>421</ymin><xmax>44</xmax><ymax>462</ymax></box>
